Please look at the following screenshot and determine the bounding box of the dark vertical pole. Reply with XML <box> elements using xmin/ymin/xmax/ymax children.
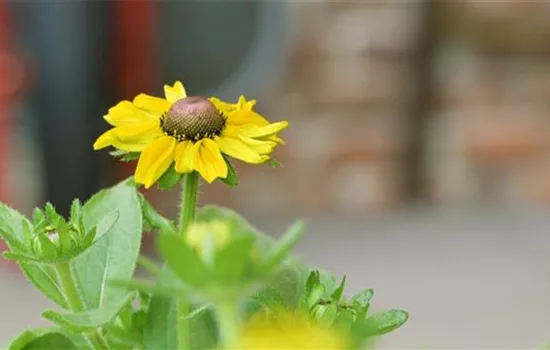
<box><xmin>404</xmin><ymin>1</ymin><xmax>442</xmax><ymax>201</ymax></box>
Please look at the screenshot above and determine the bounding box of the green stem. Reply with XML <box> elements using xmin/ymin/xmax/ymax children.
<box><xmin>57</xmin><ymin>262</ymin><xmax>109</xmax><ymax>350</ymax></box>
<box><xmin>175</xmin><ymin>171</ymin><xmax>200</xmax><ymax>350</ymax></box>
<box><xmin>215</xmin><ymin>301</ymin><xmax>241</xmax><ymax>349</ymax></box>
<box><xmin>178</xmin><ymin>171</ymin><xmax>199</xmax><ymax>234</ymax></box>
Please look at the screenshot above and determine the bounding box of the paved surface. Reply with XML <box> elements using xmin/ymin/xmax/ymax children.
<box><xmin>1</xmin><ymin>209</ymin><xmax>550</xmax><ymax>349</ymax></box>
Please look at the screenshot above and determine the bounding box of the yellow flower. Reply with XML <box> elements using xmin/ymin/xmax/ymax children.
<box><xmin>237</xmin><ymin>311</ymin><xmax>348</xmax><ymax>350</ymax></box>
<box><xmin>93</xmin><ymin>81</ymin><xmax>288</xmax><ymax>188</ymax></box>
<box><xmin>185</xmin><ymin>220</ymin><xmax>230</xmax><ymax>254</ymax></box>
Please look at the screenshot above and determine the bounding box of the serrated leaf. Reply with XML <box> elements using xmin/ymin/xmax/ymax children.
<box><xmin>220</xmin><ymin>155</ymin><xmax>239</xmax><ymax>187</ymax></box>
<box><xmin>32</xmin><ymin>208</ymin><xmax>46</xmax><ymax>230</ymax></box>
<box><xmin>360</xmin><ymin>309</ymin><xmax>409</xmax><ymax>337</ymax></box>
<box><xmin>44</xmin><ymin>202</ymin><xmax>61</xmax><ymax>226</ymax></box>
<box><xmin>42</xmin><ymin>292</ymin><xmax>137</xmax><ymax>332</ymax></box>
<box><xmin>331</xmin><ymin>275</ymin><xmax>346</xmax><ymax>302</ymax></box>
<box><xmin>157</xmin><ymin>164</ymin><xmax>183</xmax><ymax>190</ymax></box>
<box><xmin>74</xmin><ymin>178</ymin><xmax>142</xmax><ymax>309</ymax></box>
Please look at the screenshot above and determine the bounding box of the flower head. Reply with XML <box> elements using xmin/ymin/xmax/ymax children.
<box><xmin>94</xmin><ymin>81</ymin><xmax>288</xmax><ymax>188</ymax></box>
<box><xmin>237</xmin><ymin>311</ymin><xmax>348</xmax><ymax>350</ymax></box>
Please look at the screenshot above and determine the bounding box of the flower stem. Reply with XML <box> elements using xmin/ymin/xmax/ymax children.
<box><xmin>176</xmin><ymin>171</ymin><xmax>200</xmax><ymax>350</ymax></box>
<box><xmin>215</xmin><ymin>301</ymin><xmax>241</xmax><ymax>349</ymax></box>
<box><xmin>57</xmin><ymin>262</ymin><xmax>109</xmax><ymax>349</ymax></box>
<box><xmin>178</xmin><ymin>171</ymin><xmax>199</xmax><ymax>234</ymax></box>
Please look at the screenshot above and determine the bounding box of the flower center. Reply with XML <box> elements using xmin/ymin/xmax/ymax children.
<box><xmin>160</xmin><ymin>96</ymin><xmax>226</xmax><ymax>142</ymax></box>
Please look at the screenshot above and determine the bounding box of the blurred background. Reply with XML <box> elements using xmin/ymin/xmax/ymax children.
<box><xmin>1</xmin><ymin>1</ymin><xmax>550</xmax><ymax>348</ymax></box>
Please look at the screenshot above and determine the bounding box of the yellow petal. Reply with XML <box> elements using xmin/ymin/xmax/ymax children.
<box><xmin>216</xmin><ymin>136</ymin><xmax>267</xmax><ymax>164</ymax></box>
<box><xmin>104</xmin><ymin>101</ymin><xmax>159</xmax><ymax>126</ymax></box>
<box><xmin>193</xmin><ymin>139</ymin><xmax>228</xmax><ymax>183</ymax></box>
<box><xmin>93</xmin><ymin>130</ymin><xmax>116</xmax><ymax>150</ymax></box>
<box><xmin>174</xmin><ymin>140</ymin><xmax>195</xmax><ymax>173</ymax></box>
<box><xmin>209</xmin><ymin>97</ymin><xmax>237</xmax><ymax>115</ymax></box>
<box><xmin>226</xmin><ymin>110</ymin><xmax>269</xmax><ymax>127</ymax></box>
<box><xmin>164</xmin><ymin>81</ymin><xmax>187</xmax><ymax>103</ymax></box>
<box><xmin>93</xmin><ymin>128</ymin><xmax>161</xmax><ymax>152</ymax></box>
<box><xmin>239</xmin><ymin>121</ymin><xmax>289</xmax><ymax>139</ymax></box>
<box><xmin>238</xmin><ymin>136</ymin><xmax>276</xmax><ymax>155</ymax></box>
<box><xmin>133</xmin><ymin>93</ymin><xmax>171</xmax><ymax>115</ymax></box>
<box><xmin>112</xmin><ymin>120</ymin><xmax>159</xmax><ymax>139</ymax></box>
<box><xmin>135</xmin><ymin>136</ymin><xmax>176</xmax><ymax>189</ymax></box>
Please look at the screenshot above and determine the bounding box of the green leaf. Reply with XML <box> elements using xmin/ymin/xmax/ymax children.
<box><xmin>331</xmin><ymin>275</ymin><xmax>346</xmax><ymax>302</ymax></box>
<box><xmin>251</xmin><ymin>264</ymin><xmax>309</xmax><ymax>312</ymax></box>
<box><xmin>260</xmin><ymin>220</ymin><xmax>307</xmax><ymax>273</ymax></box>
<box><xmin>157</xmin><ymin>164</ymin><xmax>183</xmax><ymax>190</ymax></box>
<box><xmin>36</xmin><ymin>233</ymin><xmax>58</xmax><ymax>259</ymax></box>
<box><xmin>32</xmin><ymin>208</ymin><xmax>46</xmax><ymax>232</ymax></box>
<box><xmin>0</xmin><ymin>203</ymin><xmax>29</xmax><ymax>253</ymax></box>
<box><xmin>220</xmin><ymin>155</ymin><xmax>239</xmax><ymax>187</ymax></box>
<box><xmin>44</xmin><ymin>202</ymin><xmax>61</xmax><ymax>227</ymax></box>
<box><xmin>73</xmin><ymin>178</ymin><xmax>142</xmax><ymax>309</ymax></box>
<box><xmin>306</xmin><ymin>284</ymin><xmax>325</xmax><ymax>309</ymax></box>
<box><xmin>333</xmin><ymin>308</ymin><xmax>356</xmax><ymax>331</ymax></box>
<box><xmin>42</xmin><ymin>292</ymin><xmax>137</xmax><ymax>332</ymax></box>
<box><xmin>157</xmin><ymin>233</ymin><xmax>209</xmax><ymax>287</ymax></box>
<box><xmin>213</xmin><ymin>236</ymin><xmax>255</xmax><ymax>282</ymax></box>
<box><xmin>110</xmin><ymin>150</ymin><xmax>140</xmax><ymax>162</ymax></box>
<box><xmin>0</xmin><ymin>205</ymin><xmax>71</xmax><ymax>307</ymax></box>
<box><xmin>109</xmin><ymin>278</ymin><xmax>185</xmax><ymax>298</ymax></box>
<box><xmin>143</xmin><ymin>296</ymin><xmax>178</xmax><ymax>350</ymax></box>
<box><xmin>69</xmin><ymin>199</ymin><xmax>82</xmax><ymax>226</ymax></box>
<box><xmin>360</xmin><ymin>309</ymin><xmax>409</xmax><ymax>337</ymax></box>
<box><xmin>351</xmin><ymin>288</ymin><xmax>374</xmax><ymax>306</ymax></box>
<box><xmin>7</xmin><ymin>329</ymin><xmax>79</xmax><ymax>350</ymax></box>
<box><xmin>266</xmin><ymin>157</ymin><xmax>282</xmax><ymax>168</ymax></box>
<box><xmin>314</xmin><ymin>303</ymin><xmax>338</xmax><ymax>327</ymax></box>
<box><xmin>139</xmin><ymin>194</ymin><xmax>176</xmax><ymax>233</ymax></box>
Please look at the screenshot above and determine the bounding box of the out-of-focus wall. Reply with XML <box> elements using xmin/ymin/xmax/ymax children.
<box><xmin>193</xmin><ymin>2</ymin><xmax>550</xmax><ymax>217</ymax></box>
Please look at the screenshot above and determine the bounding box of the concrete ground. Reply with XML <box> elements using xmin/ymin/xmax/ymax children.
<box><xmin>1</xmin><ymin>208</ymin><xmax>550</xmax><ymax>349</ymax></box>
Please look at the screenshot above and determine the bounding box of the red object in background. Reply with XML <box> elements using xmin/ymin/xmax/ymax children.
<box><xmin>113</xmin><ymin>0</ymin><xmax>159</xmax><ymax>180</ymax></box>
<box><xmin>0</xmin><ymin>1</ymin><xmax>27</xmax><ymax>262</ymax></box>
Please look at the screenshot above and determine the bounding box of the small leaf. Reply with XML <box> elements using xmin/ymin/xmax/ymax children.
<box><xmin>266</xmin><ymin>157</ymin><xmax>282</xmax><ymax>168</ymax></box>
<box><xmin>110</xmin><ymin>150</ymin><xmax>140</xmax><ymax>162</ymax></box>
<box><xmin>360</xmin><ymin>309</ymin><xmax>409</xmax><ymax>337</ymax></box>
<box><xmin>21</xmin><ymin>219</ymin><xmax>34</xmax><ymax>246</ymax></box>
<box><xmin>56</xmin><ymin>217</ymin><xmax>73</xmax><ymax>254</ymax></box>
<box><xmin>37</xmin><ymin>233</ymin><xmax>58</xmax><ymax>259</ymax></box>
<box><xmin>42</xmin><ymin>292</ymin><xmax>137</xmax><ymax>332</ymax></box>
<box><xmin>260</xmin><ymin>220</ymin><xmax>307</xmax><ymax>273</ymax></box>
<box><xmin>32</xmin><ymin>208</ymin><xmax>46</xmax><ymax>231</ymax></box>
<box><xmin>351</xmin><ymin>289</ymin><xmax>374</xmax><ymax>307</ymax></box>
<box><xmin>314</xmin><ymin>303</ymin><xmax>338</xmax><ymax>327</ymax></box>
<box><xmin>139</xmin><ymin>194</ymin><xmax>176</xmax><ymax>233</ymax></box>
<box><xmin>44</xmin><ymin>202</ymin><xmax>61</xmax><ymax>227</ymax></box>
<box><xmin>69</xmin><ymin>199</ymin><xmax>82</xmax><ymax>226</ymax></box>
<box><xmin>307</xmin><ymin>284</ymin><xmax>325</xmax><ymax>309</ymax></box>
<box><xmin>157</xmin><ymin>234</ymin><xmax>210</xmax><ymax>287</ymax></box>
<box><xmin>157</xmin><ymin>164</ymin><xmax>183</xmax><ymax>190</ymax></box>
<box><xmin>305</xmin><ymin>270</ymin><xmax>321</xmax><ymax>295</ymax></box>
<box><xmin>331</xmin><ymin>275</ymin><xmax>346</xmax><ymax>302</ymax></box>
<box><xmin>220</xmin><ymin>155</ymin><xmax>239</xmax><ymax>187</ymax></box>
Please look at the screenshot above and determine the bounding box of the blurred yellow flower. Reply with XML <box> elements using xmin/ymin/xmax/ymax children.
<box><xmin>185</xmin><ymin>220</ymin><xmax>230</xmax><ymax>254</ymax></box>
<box><xmin>237</xmin><ymin>311</ymin><xmax>347</xmax><ymax>350</ymax></box>
<box><xmin>93</xmin><ymin>81</ymin><xmax>288</xmax><ymax>188</ymax></box>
